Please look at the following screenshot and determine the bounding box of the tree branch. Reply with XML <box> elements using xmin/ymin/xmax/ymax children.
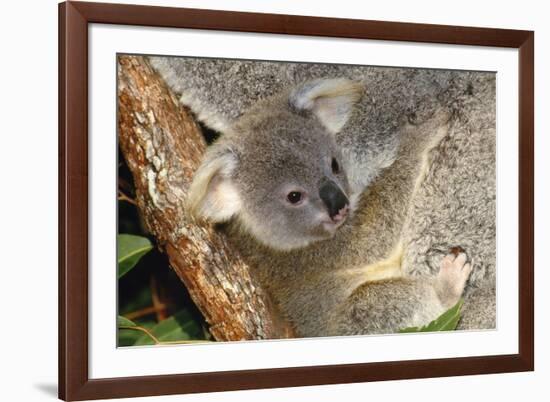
<box><xmin>117</xmin><ymin>55</ymin><xmax>294</xmax><ymax>341</ymax></box>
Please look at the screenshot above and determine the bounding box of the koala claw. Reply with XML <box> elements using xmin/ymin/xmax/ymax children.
<box><xmin>436</xmin><ymin>251</ymin><xmax>473</xmax><ymax>307</ymax></box>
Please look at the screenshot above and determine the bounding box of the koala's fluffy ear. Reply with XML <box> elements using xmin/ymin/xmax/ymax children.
<box><xmin>187</xmin><ymin>146</ymin><xmax>242</xmax><ymax>222</ymax></box>
<box><xmin>289</xmin><ymin>78</ymin><xmax>363</xmax><ymax>134</ymax></box>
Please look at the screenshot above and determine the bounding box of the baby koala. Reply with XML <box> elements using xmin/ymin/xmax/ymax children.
<box><xmin>188</xmin><ymin>79</ymin><xmax>360</xmax><ymax>251</ymax></box>
<box><xmin>188</xmin><ymin>78</ymin><xmax>473</xmax><ymax>337</ymax></box>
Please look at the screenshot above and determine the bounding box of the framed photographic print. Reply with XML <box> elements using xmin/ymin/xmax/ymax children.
<box><xmin>59</xmin><ymin>1</ymin><xmax>534</xmax><ymax>400</ymax></box>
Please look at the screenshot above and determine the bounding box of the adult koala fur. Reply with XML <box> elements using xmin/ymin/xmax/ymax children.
<box><xmin>150</xmin><ymin>56</ymin><xmax>496</xmax><ymax>337</ymax></box>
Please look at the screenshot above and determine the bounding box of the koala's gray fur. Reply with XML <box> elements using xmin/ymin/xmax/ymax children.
<box><xmin>150</xmin><ymin>55</ymin><xmax>496</xmax><ymax>337</ymax></box>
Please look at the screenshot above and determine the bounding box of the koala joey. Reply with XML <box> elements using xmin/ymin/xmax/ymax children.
<box><xmin>187</xmin><ymin>78</ymin><xmax>474</xmax><ymax>337</ymax></box>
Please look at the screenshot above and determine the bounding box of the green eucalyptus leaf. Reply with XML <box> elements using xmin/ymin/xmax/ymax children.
<box><xmin>118</xmin><ymin>328</ymin><xmax>144</xmax><ymax>347</ymax></box>
<box><xmin>117</xmin><ymin>315</ymin><xmax>139</xmax><ymax>347</ymax></box>
<box><xmin>399</xmin><ymin>299</ymin><xmax>464</xmax><ymax>333</ymax></box>
<box><xmin>117</xmin><ymin>316</ymin><xmax>159</xmax><ymax>346</ymax></box>
<box><xmin>117</xmin><ymin>315</ymin><xmax>137</xmax><ymax>327</ymax></box>
<box><xmin>117</xmin><ymin>234</ymin><xmax>153</xmax><ymax>278</ymax></box>
<box><xmin>134</xmin><ymin>310</ymin><xmax>205</xmax><ymax>346</ymax></box>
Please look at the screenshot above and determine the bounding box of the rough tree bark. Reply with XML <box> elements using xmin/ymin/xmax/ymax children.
<box><xmin>117</xmin><ymin>55</ymin><xmax>294</xmax><ymax>341</ymax></box>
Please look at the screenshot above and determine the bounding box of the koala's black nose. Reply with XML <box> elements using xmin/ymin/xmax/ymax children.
<box><xmin>319</xmin><ymin>180</ymin><xmax>349</xmax><ymax>220</ymax></box>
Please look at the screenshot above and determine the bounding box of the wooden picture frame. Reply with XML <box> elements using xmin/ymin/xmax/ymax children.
<box><xmin>59</xmin><ymin>1</ymin><xmax>534</xmax><ymax>400</ymax></box>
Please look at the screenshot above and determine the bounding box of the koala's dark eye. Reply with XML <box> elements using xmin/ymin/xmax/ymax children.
<box><xmin>331</xmin><ymin>158</ymin><xmax>340</xmax><ymax>174</ymax></box>
<box><xmin>287</xmin><ymin>191</ymin><xmax>303</xmax><ymax>204</ymax></box>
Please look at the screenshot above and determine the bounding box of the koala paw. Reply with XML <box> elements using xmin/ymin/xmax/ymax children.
<box><xmin>435</xmin><ymin>251</ymin><xmax>473</xmax><ymax>307</ymax></box>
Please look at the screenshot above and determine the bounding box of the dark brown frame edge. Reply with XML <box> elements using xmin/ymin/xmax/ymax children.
<box><xmin>59</xmin><ymin>1</ymin><xmax>534</xmax><ymax>400</ymax></box>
